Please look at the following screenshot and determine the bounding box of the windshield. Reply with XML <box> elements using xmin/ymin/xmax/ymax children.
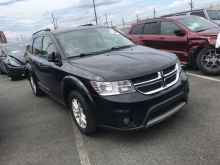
<box><xmin>177</xmin><ymin>17</ymin><xmax>219</xmax><ymax>32</ymax></box>
<box><xmin>207</xmin><ymin>10</ymin><xmax>220</xmax><ymax>20</ymax></box>
<box><xmin>5</xmin><ymin>43</ymin><xmax>27</xmax><ymax>55</ymax></box>
<box><xmin>56</xmin><ymin>27</ymin><xmax>134</xmax><ymax>57</ymax></box>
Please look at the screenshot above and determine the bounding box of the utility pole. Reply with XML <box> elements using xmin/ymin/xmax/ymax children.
<box><xmin>51</xmin><ymin>13</ymin><xmax>56</xmax><ymax>30</ymax></box>
<box><xmin>105</xmin><ymin>13</ymin><xmax>108</xmax><ymax>27</ymax></box>
<box><xmin>153</xmin><ymin>8</ymin><xmax>156</xmax><ymax>18</ymax></box>
<box><xmin>111</xmin><ymin>21</ymin><xmax>112</xmax><ymax>27</ymax></box>
<box><xmin>21</xmin><ymin>35</ymin><xmax>23</xmax><ymax>42</ymax></box>
<box><xmin>99</xmin><ymin>18</ymin><xmax>101</xmax><ymax>25</ymax></box>
<box><xmin>136</xmin><ymin>14</ymin><xmax>139</xmax><ymax>22</ymax></box>
<box><xmin>122</xmin><ymin>18</ymin><xmax>124</xmax><ymax>28</ymax></box>
<box><xmin>55</xmin><ymin>19</ymin><xmax>59</xmax><ymax>29</ymax></box>
<box><xmin>93</xmin><ymin>0</ymin><xmax>98</xmax><ymax>25</ymax></box>
<box><xmin>17</xmin><ymin>38</ymin><xmax>19</xmax><ymax>42</ymax></box>
<box><xmin>189</xmin><ymin>0</ymin><xmax>193</xmax><ymax>11</ymax></box>
<box><xmin>210</xmin><ymin>3</ymin><xmax>212</xmax><ymax>9</ymax></box>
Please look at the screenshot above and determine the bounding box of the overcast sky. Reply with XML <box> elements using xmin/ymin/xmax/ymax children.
<box><xmin>0</xmin><ymin>0</ymin><xmax>219</xmax><ymax>42</ymax></box>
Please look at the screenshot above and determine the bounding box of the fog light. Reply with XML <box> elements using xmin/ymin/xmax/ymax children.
<box><xmin>123</xmin><ymin>118</ymin><xmax>130</xmax><ymax>125</ymax></box>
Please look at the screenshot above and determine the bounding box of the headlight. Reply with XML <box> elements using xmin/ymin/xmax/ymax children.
<box><xmin>91</xmin><ymin>80</ymin><xmax>136</xmax><ymax>96</ymax></box>
<box><xmin>176</xmin><ymin>60</ymin><xmax>182</xmax><ymax>74</ymax></box>
<box><xmin>8</xmin><ymin>60</ymin><xmax>21</xmax><ymax>67</ymax></box>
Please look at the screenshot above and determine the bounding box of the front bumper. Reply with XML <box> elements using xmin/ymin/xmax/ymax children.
<box><xmin>89</xmin><ymin>71</ymin><xmax>189</xmax><ymax>131</ymax></box>
<box><xmin>7</xmin><ymin>65</ymin><xmax>26</xmax><ymax>77</ymax></box>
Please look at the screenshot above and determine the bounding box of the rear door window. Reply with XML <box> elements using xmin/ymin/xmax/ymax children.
<box><xmin>161</xmin><ymin>21</ymin><xmax>181</xmax><ymax>35</ymax></box>
<box><xmin>143</xmin><ymin>22</ymin><xmax>160</xmax><ymax>35</ymax></box>
<box><xmin>130</xmin><ymin>24</ymin><xmax>144</xmax><ymax>34</ymax></box>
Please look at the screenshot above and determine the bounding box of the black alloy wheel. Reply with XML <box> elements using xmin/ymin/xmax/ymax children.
<box><xmin>197</xmin><ymin>47</ymin><xmax>220</xmax><ymax>75</ymax></box>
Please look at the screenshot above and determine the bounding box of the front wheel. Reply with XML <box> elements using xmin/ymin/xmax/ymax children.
<box><xmin>197</xmin><ymin>47</ymin><xmax>220</xmax><ymax>75</ymax></box>
<box><xmin>69</xmin><ymin>91</ymin><xmax>98</xmax><ymax>136</ymax></box>
<box><xmin>29</xmin><ymin>73</ymin><xmax>44</xmax><ymax>96</ymax></box>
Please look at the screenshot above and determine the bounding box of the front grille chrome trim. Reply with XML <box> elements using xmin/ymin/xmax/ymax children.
<box><xmin>133</xmin><ymin>72</ymin><xmax>161</xmax><ymax>86</ymax></box>
<box><xmin>132</xmin><ymin>63</ymin><xmax>179</xmax><ymax>95</ymax></box>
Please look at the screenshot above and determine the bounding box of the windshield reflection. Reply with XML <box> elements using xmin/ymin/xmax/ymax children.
<box><xmin>177</xmin><ymin>17</ymin><xmax>219</xmax><ymax>32</ymax></box>
<box><xmin>56</xmin><ymin>28</ymin><xmax>134</xmax><ymax>58</ymax></box>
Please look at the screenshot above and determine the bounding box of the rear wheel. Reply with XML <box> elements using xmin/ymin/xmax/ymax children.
<box><xmin>69</xmin><ymin>90</ymin><xmax>98</xmax><ymax>136</ymax></box>
<box><xmin>29</xmin><ymin>73</ymin><xmax>44</xmax><ymax>96</ymax></box>
<box><xmin>197</xmin><ymin>47</ymin><xmax>220</xmax><ymax>75</ymax></box>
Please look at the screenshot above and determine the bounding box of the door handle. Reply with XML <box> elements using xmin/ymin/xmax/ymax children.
<box><xmin>159</xmin><ymin>37</ymin><xmax>165</xmax><ymax>39</ymax></box>
<box><xmin>139</xmin><ymin>36</ymin><xmax>144</xmax><ymax>39</ymax></box>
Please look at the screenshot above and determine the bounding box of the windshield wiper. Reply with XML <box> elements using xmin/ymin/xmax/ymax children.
<box><xmin>111</xmin><ymin>45</ymin><xmax>133</xmax><ymax>50</ymax></box>
<box><xmin>68</xmin><ymin>52</ymin><xmax>96</xmax><ymax>59</ymax></box>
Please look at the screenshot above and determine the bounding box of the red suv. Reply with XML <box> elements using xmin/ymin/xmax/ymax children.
<box><xmin>126</xmin><ymin>16</ymin><xmax>220</xmax><ymax>75</ymax></box>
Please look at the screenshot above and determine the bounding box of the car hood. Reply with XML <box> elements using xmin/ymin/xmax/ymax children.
<box><xmin>9</xmin><ymin>52</ymin><xmax>26</xmax><ymax>64</ymax></box>
<box><xmin>198</xmin><ymin>28</ymin><xmax>220</xmax><ymax>36</ymax></box>
<box><xmin>69</xmin><ymin>45</ymin><xmax>177</xmax><ymax>81</ymax></box>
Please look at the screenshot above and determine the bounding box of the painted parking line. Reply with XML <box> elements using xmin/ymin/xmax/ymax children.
<box><xmin>187</xmin><ymin>72</ymin><xmax>220</xmax><ymax>82</ymax></box>
<box><xmin>70</xmin><ymin>113</ymin><xmax>91</xmax><ymax>165</ymax></box>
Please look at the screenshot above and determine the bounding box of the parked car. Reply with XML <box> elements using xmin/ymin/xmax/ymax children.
<box><xmin>25</xmin><ymin>26</ymin><xmax>189</xmax><ymax>135</ymax></box>
<box><xmin>161</xmin><ymin>9</ymin><xmax>220</xmax><ymax>26</ymax></box>
<box><xmin>0</xmin><ymin>42</ymin><xmax>27</xmax><ymax>80</ymax></box>
<box><xmin>126</xmin><ymin>15</ymin><xmax>220</xmax><ymax>75</ymax></box>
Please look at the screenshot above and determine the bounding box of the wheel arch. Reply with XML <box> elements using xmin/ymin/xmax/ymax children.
<box><xmin>190</xmin><ymin>46</ymin><xmax>207</xmax><ymax>67</ymax></box>
<box><xmin>61</xmin><ymin>76</ymin><xmax>95</xmax><ymax>108</ymax></box>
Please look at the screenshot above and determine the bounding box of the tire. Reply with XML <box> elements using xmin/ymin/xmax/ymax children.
<box><xmin>197</xmin><ymin>47</ymin><xmax>220</xmax><ymax>75</ymax></box>
<box><xmin>29</xmin><ymin>73</ymin><xmax>44</xmax><ymax>96</ymax></box>
<box><xmin>69</xmin><ymin>90</ymin><xmax>98</xmax><ymax>136</ymax></box>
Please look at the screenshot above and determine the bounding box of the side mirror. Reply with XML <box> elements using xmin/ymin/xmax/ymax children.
<box><xmin>48</xmin><ymin>51</ymin><xmax>56</xmax><ymax>62</ymax></box>
<box><xmin>0</xmin><ymin>50</ymin><xmax>5</xmax><ymax>57</ymax></box>
<box><xmin>48</xmin><ymin>51</ymin><xmax>61</xmax><ymax>63</ymax></box>
<box><xmin>174</xmin><ymin>29</ymin><xmax>186</xmax><ymax>36</ymax></box>
<box><xmin>26</xmin><ymin>45</ymin><xmax>30</xmax><ymax>51</ymax></box>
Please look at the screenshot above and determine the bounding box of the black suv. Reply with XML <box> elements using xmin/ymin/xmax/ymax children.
<box><xmin>25</xmin><ymin>26</ymin><xmax>189</xmax><ymax>135</ymax></box>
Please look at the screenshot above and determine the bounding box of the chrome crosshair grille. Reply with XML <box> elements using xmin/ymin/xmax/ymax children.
<box><xmin>131</xmin><ymin>64</ymin><xmax>179</xmax><ymax>95</ymax></box>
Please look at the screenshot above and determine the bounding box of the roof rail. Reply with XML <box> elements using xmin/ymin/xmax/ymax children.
<box><xmin>79</xmin><ymin>24</ymin><xmax>93</xmax><ymax>26</ymax></box>
<box><xmin>32</xmin><ymin>28</ymin><xmax>51</xmax><ymax>35</ymax></box>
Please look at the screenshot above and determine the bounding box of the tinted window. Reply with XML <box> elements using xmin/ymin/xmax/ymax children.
<box><xmin>161</xmin><ymin>22</ymin><xmax>181</xmax><ymax>35</ymax></box>
<box><xmin>33</xmin><ymin>37</ymin><xmax>42</xmax><ymax>55</ymax></box>
<box><xmin>42</xmin><ymin>36</ymin><xmax>56</xmax><ymax>58</ymax></box>
<box><xmin>130</xmin><ymin>24</ymin><xmax>144</xmax><ymax>34</ymax></box>
<box><xmin>207</xmin><ymin>10</ymin><xmax>220</xmax><ymax>19</ymax></box>
<box><xmin>190</xmin><ymin>11</ymin><xmax>206</xmax><ymax>18</ymax></box>
<box><xmin>143</xmin><ymin>22</ymin><xmax>160</xmax><ymax>35</ymax></box>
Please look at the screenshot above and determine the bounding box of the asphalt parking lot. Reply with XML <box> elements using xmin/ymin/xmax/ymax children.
<box><xmin>0</xmin><ymin>68</ymin><xmax>220</xmax><ymax>165</ymax></box>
